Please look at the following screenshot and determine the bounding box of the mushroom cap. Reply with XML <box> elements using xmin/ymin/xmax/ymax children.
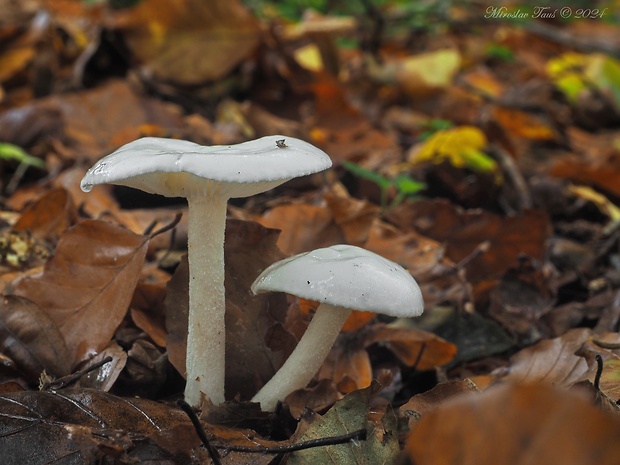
<box><xmin>252</xmin><ymin>245</ymin><xmax>424</xmax><ymax>318</ymax></box>
<box><xmin>80</xmin><ymin>135</ymin><xmax>332</xmax><ymax>198</ymax></box>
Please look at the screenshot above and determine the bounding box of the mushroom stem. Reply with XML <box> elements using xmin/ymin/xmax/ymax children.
<box><xmin>185</xmin><ymin>196</ymin><xmax>227</xmax><ymax>406</ymax></box>
<box><xmin>251</xmin><ymin>303</ymin><xmax>351</xmax><ymax>411</ymax></box>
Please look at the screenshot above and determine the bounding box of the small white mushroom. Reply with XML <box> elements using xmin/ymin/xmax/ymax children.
<box><xmin>250</xmin><ymin>244</ymin><xmax>424</xmax><ymax>411</ymax></box>
<box><xmin>80</xmin><ymin>135</ymin><xmax>331</xmax><ymax>406</ymax></box>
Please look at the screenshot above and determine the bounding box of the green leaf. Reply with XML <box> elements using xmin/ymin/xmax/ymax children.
<box><xmin>394</xmin><ymin>174</ymin><xmax>426</xmax><ymax>195</ymax></box>
<box><xmin>342</xmin><ymin>161</ymin><xmax>392</xmax><ymax>191</ymax></box>
<box><xmin>0</xmin><ymin>143</ymin><xmax>46</xmax><ymax>169</ymax></box>
<box><xmin>547</xmin><ymin>53</ymin><xmax>620</xmax><ymax>109</ymax></box>
<box><xmin>288</xmin><ymin>382</ymin><xmax>399</xmax><ymax>465</ymax></box>
<box><xmin>486</xmin><ymin>44</ymin><xmax>515</xmax><ymax>62</ymax></box>
<box><xmin>460</xmin><ymin>147</ymin><xmax>498</xmax><ymax>174</ymax></box>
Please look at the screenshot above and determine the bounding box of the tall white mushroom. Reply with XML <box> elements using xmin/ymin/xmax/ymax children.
<box><xmin>80</xmin><ymin>135</ymin><xmax>331</xmax><ymax>406</ymax></box>
<box><xmin>251</xmin><ymin>244</ymin><xmax>424</xmax><ymax>411</ymax></box>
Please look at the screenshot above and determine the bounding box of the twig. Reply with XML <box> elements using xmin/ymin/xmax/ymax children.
<box><xmin>358</xmin><ymin>0</ymin><xmax>385</xmax><ymax>60</ymax></box>
<box><xmin>41</xmin><ymin>356</ymin><xmax>113</xmax><ymax>391</ymax></box>
<box><xmin>489</xmin><ymin>145</ymin><xmax>532</xmax><ymax>211</ymax></box>
<box><xmin>411</xmin><ymin>342</ymin><xmax>427</xmax><ymax>371</ymax></box>
<box><xmin>222</xmin><ymin>428</ymin><xmax>368</xmax><ymax>454</ymax></box>
<box><xmin>177</xmin><ymin>399</ymin><xmax>366</xmax><ymax>459</ymax></box>
<box><xmin>524</xmin><ymin>21</ymin><xmax>620</xmax><ymax>59</ymax></box>
<box><xmin>458</xmin><ymin>241</ymin><xmax>490</xmax><ymax>269</ymax></box>
<box><xmin>146</xmin><ymin>212</ymin><xmax>183</xmax><ymax>238</ymax></box>
<box><xmin>177</xmin><ymin>399</ymin><xmax>222</xmax><ymax>465</ymax></box>
<box><xmin>594</xmin><ymin>354</ymin><xmax>604</xmax><ymax>391</ymax></box>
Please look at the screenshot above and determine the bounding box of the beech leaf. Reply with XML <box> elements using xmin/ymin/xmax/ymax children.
<box><xmin>0</xmin><ymin>295</ymin><xmax>71</xmax><ymax>380</ymax></box>
<box><xmin>15</xmin><ymin>219</ymin><xmax>150</xmax><ymax>367</ymax></box>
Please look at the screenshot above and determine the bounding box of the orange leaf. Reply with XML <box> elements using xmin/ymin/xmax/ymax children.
<box><xmin>492</xmin><ymin>106</ymin><xmax>558</xmax><ymax>141</ymax></box>
<box><xmin>13</xmin><ymin>187</ymin><xmax>77</xmax><ymax>241</ymax></box>
<box><xmin>318</xmin><ymin>340</ymin><xmax>373</xmax><ymax>392</ymax></box>
<box><xmin>256</xmin><ymin>204</ymin><xmax>342</xmax><ymax>255</ymax></box>
<box><xmin>298</xmin><ymin>298</ymin><xmax>374</xmax><ymax>332</ymax></box>
<box><xmin>342</xmin><ymin>311</ymin><xmax>376</xmax><ymax>332</ymax></box>
<box><xmin>365</xmin><ymin>325</ymin><xmax>457</xmax><ymax>370</ymax></box>
<box><xmin>406</xmin><ymin>383</ymin><xmax>620</xmax><ymax>465</ymax></box>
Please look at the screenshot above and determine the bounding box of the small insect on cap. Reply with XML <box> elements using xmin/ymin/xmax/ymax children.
<box><xmin>80</xmin><ymin>135</ymin><xmax>332</xmax><ymax>199</ymax></box>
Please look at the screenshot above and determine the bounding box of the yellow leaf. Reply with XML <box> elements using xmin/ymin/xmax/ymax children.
<box><xmin>547</xmin><ymin>52</ymin><xmax>620</xmax><ymax>108</ymax></box>
<box><xmin>567</xmin><ymin>184</ymin><xmax>620</xmax><ymax>223</ymax></box>
<box><xmin>294</xmin><ymin>44</ymin><xmax>324</xmax><ymax>72</ymax></box>
<box><xmin>397</xmin><ymin>49</ymin><xmax>461</xmax><ymax>98</ymax></box>
<box><xmin>411</xmin><ymin>126</ymin><xmax>483</xmax><ymax>163</ymax></box>
<box><xmin>0</xmin><ymin>47</ymin><xmax>35</xmax><ymax>83</ymax></box>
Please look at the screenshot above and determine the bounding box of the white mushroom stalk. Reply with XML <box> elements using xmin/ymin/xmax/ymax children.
<box><xmin>80</xmin><ymin>135</ymin><xmax>331</xmax><ymax>406</ymax></box>
<box><xmin>250</xmin><ymin>245</ymin><xmax>424</xmax><ymax>412</ymax></box>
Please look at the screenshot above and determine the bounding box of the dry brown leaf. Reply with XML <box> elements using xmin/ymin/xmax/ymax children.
<box><xmin>551</xmin><ymin>152</ymin><xmax>620</xmax><ymax>198</ymax></box>
<box><xmin>399</xmin><ymin>379</ymin><xmax>479</xmax><ymax>428</ymax></box>
<box><xmin>324</xmin><ymin>184</ymin><xmax>380</xmax><ymax>246</ymax></box>
<box><xmin>0</xmin><ymin>295</ymin><xmax>71</xmax><ymax>380</ymax></box>
<box><xmin>74</xmin><ymin>341</ymin><xmax>127</xmax><ymax>392</ymax></box>
<box><xmin>285</xmin><ymin>378</ymin><xmax>343</xmax><ymax>419</ymax></box>
<box><xmin>314</xmin><ymin>323</ymin><xmax>456</xmax><ymax>394</ymax></box>
<box><xmin>488</xmin><ymin>256</ymin><xmax>555</xmax><ymax>342</ymax></box>
<box><xmin>256</xmin><ymin>203</ymin><xmax>343</xmax><ymax>255</ymax></box>
<box><xmin>364</xmin><ymin>219</ymin><xmax>467</xmax><ymax>307</ymax></box>
<box><xmin>13</xmin><ymin>187</ymin><xmax>77</xmax><ymax>242</ymax></box>
<box><xmin>405</xmin><ymin>382</ymin><xmax>620</xmax><ymax>465</ymax></box>
<box><xmin>388</xmin><ymin>199</ymin><xmax>551</xmax><ymax>282</ymax></box>
<box><xmin>0</xmin><ymin>80</ymin><xmax>183</xmax><ymax>163</ymax></box>
<box><xmin>364</xmin><ymin>324</ymin><xmax>457</xmax><ymax>370</ymax></box>
<box><xmin>114</xmin><ymin>0</ymin><xmax>261</xmax><ymax>85</ymax></box>
<box><xmin>501</xmin><ymin>327</ymin><xmax>591</xmax><ymax>387</ymax></box>
<box><xmin>15</xmin><ymin>219</ymin><xmax>149</xmax><ymax>366</ymax></box>
<box><xmin>318</xmin><ymin>339</ymin><xmax>373</xmax><ymax>393</ymax></box>
<box><xmin>308</xmin><ymin>75</ymin><xmax>402</xmax><ymax>169</ymax></box>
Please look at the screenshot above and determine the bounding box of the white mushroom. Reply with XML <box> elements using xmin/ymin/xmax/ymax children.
<box><xmin>250</xmin><ymin>244</ymin><xmax>424</xmax><ymax>411</ymax></box>
<box><xmin>80</xmin><ymin>135</ymin><xmax>331</xmax><ymax>406</ymax></box>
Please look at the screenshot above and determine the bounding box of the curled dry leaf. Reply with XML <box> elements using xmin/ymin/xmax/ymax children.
<box><xmin>13</xmin><ymin>187</ymin><xmax>77</xmax><ymax>242</ymax></box>
<box><xmin>74</xmin><ymin>342</ymin><xmax>127</xmax><ymax>393</ymax></box>
<box><xmin>0</xmin><ymin>295</ymin><xmax>71</xmax><ymax>381</ymax></box>
<box><xmin>398</xmin><ymin>379</ymin><xmax>479</xmax><ymax>429</ymax></box>
<box><xmin>15</xmin><ymin>219</ymin><xmax>150</xmax><ymax>367</ymax></box>
<box><xmin>405</xmin><ymin>382</ymin><xmax>620</xmax><ymax>465</ymax></box>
